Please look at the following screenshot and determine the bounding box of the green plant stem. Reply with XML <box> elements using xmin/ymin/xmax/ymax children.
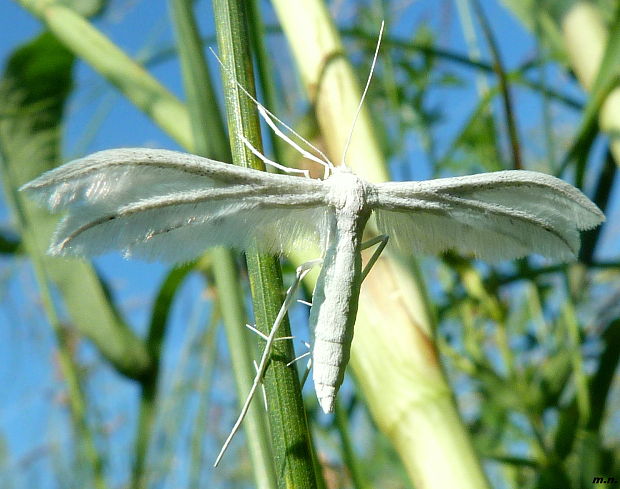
<box><xmin>438</xmin><ymin>259</ymin><xmax>620</xmax><ymax>315</ymax></box>
<box><xmin>534</xmin><ymin>17</ymin><xmax>557</xmax><ymax>171</ymax></box>
<box><xmin>211</xmin><ymin>2</ymin><xmax>319</xmax><ymax>487</ymax></box>
<box><xmin>30</xmin><ymin>255</ymin><xmax>107</xmax><ymax>489</ymax></box>
<box><xmin>141</xmin><ymin>26</ymin><xmax>582</xmax><ymax>113</ymax></box>
<box><xmin>455</xmin><ymin>0</ymin><xmax>489</xmax><ymax>93</ymax></box>
<box><xmin>562</xmin><ymin>302</ymin><xmax>591</xmax><ymax>426</ymax></box>
<box><xmin>169</xmin><ymin>0</ymin><xmax>229</xmax><ymax>160</ymax></box>
<box><xmin>171</xmin><ymin>1</ymin><xmax>279</xmax><ymax>486</ymax></box>
<box><xmin>246</xmin><ymin>0</ymin><xmax>284</xmax><ymax>163</ymax></box>
<box><xmin>446</xmin><ymin>255</ymin><xmax>515</xmax><ymax>375</ymax></box>
<box><xmin>579</xmin><ymin>148</ymin><xmax>615</xmax><ymax>264</ymax></box>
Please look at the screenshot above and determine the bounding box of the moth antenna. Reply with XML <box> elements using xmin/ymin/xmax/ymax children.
<box><xmin>360</xmin><ymin>234</ymin><xmax>389</xmax><ymax>282</ymax></box>
<box><xmin>246</xmin><ymin>324</ymin><xmax>295</xmax><ymax>343</ymax></box>
<box><xmin>210</xmin><ymin>48</ymin><xmax>335</xmax><ymax>177</ymax></box>
<box><xmin>300</xmin><ymin>357</ymin><xmax>312</xmax><ymax>388</ymax></box>
<box><xmin>341</xmin><ymin>20</ymin><xmax>385</xmax><ymax>168</ymax></box>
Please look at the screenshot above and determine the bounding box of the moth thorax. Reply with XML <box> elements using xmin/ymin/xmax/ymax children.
<box><xmin>325</xmin><ymin>168</ymin><xmax>370</xmax><ymax>214</ymax></box>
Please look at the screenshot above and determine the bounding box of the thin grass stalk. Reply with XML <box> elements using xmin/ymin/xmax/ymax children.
<box><xmin>147</xmin><ymin>293</ymin><xmax>215</xmax><ymax>485</ymax></box>
<box><xmin>455</xmin><ymin>0</ymin><xmax>492</xmax><ymax>95</ymax></box>
<box><xmin>435</xmin><ymin>260</ymin><xmax>620</xmax><ymax>311</ymax></box>
<box><xmin>448</xmin><ymin>256</ymin><xmax>516</xmax><ymax>375</ymax></box>
<box><xmin>271</xmin><ymin>2</ymin><xmax>491</xmax><ymax>487</ymax></box>
<box><xmin>340</xmin><ymin>28</ymin><xmax>581</xmax><ymax>109</ymax></box>
<box><xmin>333</xmin><ymin>401</ymin><xmax>370</xmax><ymax>489</ymax></box>
<box><xmin>0</xmin><ymin>148</ymin><xmax>107</xmax><ymax>489</ymax></box>
<box><xmin>144</xmin><ymin>25</ymin><xmax>491</xmax><ymax>76</ymax></box>
<box><xmin>171</xmin><ymin>0</ymin><xmax>279</xmax><ymax>485</ymax></box>
<box><xmin>579</xmin><ymin>149</ymin><xmax>616</xmax><ymax>264</ymax></box>
<box><xmin>136</xmin><ymin>26</ymin><xmax>583</xmax><ymax>112</ymax></box>
<box><xmin>534</xmin><ymin>17</ymin><xmax>558</xmax><ymax>171</ymax></box>
<box><xmin>168</xmin><ymin>0</ymin><xmax>229</xmax><ymax>160</ymax></box>
<box><xmin>438</xmin><ymin>86</ymin><xmax>498</xmax><ymax>168</ymax></box>
<box><xmin>131</xmin><ymin>264</ymin><xmax>194</xmax><ymax>489</ymax></box>
<box><xmin>562</xmin><ymin>301</ymin><xmax>591</xmax><ymax>426</ymax></box>
<box><xmin>471</xmin><ymin>0</ymin><xmax>522</xmax><ymax>169</ymax></box>
<box><xmin>189</xmin><ymin>304</ymin><xmax>221</xmax><ymax>487</ymax></box>
<box><xmin>587</xmin><ymin>318</ymin><xmax>620</xmax><ymax>432</ymax></box>
<box><xmin>211</xmin><ymin>1</ymin><xmax>319</xmax><ymax>487</ymax></box>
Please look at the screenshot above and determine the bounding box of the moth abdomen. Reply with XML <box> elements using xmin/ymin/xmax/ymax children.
<box><xmin>313</xmin><ymin>330</ymin><xmax>353</xmax><ymax>413</ymax></box>
<box><xmin>309</xmin><ymin>206</ymin><xmax>368</xmax><ymax>413</ymax></box>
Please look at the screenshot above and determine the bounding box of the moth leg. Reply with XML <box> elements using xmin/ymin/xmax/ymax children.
<box><xmin>245</xmin><ymin>323</ymin><xmax>293</xmax><ymax>342</ymax></box>
<box><xmin>252</xmin><ymin>360</ymin><xmax>269</xmax><ymax>411</ymax></box>
<box><xmin>214</xmin><ymin>258</ymin><xmax>322</xmax><ymax>467</ymax></box>
<box><xmin>210</xmin><ymin>47</ymin><xmax>334</xmax><ymax>175</ymax></box>
<box><xmin>287</xmin><ymin>350</ymin><xmax>311</xmax><ymax>367</ymax></box>
<box><xmin>286</xmin><ymin>341</ymin><xmax>311</xmax><ymax>367</ymax></box>
<box><xmin>360</xmin><ymin>234</ymin><xmax>389</xmax><ymax>282</ymax></box>
<box><xmin>239</xmin><ymin>134</ymin><xmax>311</xmax><ymax>178</ymax></box>
<box><xmin>300</xmin><ymin>356</ymin><xmax>313</xmax><ymax>388</ymax></box>
<box><xmin>285</xmin><ymin>339</ymin><xmax>312</xmax><ymax>389</ymax></box>
<box><xmin>254</xmin><ymin>105</ymin><xmax>335</xmax><ymax>178</ymax></box>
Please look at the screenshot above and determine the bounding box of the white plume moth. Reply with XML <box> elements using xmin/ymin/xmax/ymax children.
<box><xmin>20</xmin><ymin>23</ymin><xmax>604</xmax><ymax>466</ymax></box>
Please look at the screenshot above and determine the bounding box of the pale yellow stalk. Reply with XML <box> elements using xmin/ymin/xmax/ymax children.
<box><xmin>271</xmin><ymin>1</ymin><xmax>491</xmax><ymax>487</ymax></box>
<box><xmin>563</xmin><ymin>2</ymin><xmax>620</xmax><ymax>164</ymax></box>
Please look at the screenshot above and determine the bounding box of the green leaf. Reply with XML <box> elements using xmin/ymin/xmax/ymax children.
<box><xmin>0</xmin><ymin>31</ymin><xmax>151</xmax><ymax>379</ymax></box>
<box><xmin>499</xmin><ymin>0</ymin><xmax>572</xmax><ymax>60</ymax></box>
<box><xmin>16</xmin><ymin>0</ymin><xmax>192</xmax><ymax>149</ymax></box>
<box><xmin>132</xmin><ymin>262</ymin><xmax>197</xmax><ymax>489</ymax></box>
<box><xmin>562</xmin><ymin>3</ymin><xmax>620</xmax><ymax>182</ymax></box>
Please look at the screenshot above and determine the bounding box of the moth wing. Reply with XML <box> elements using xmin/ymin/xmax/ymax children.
<box><xmin>371</xmin><ymin>170</ymin><xmax>604</xmax><ymax>261</ymax></box>
<box><xmin>21</xmin><ymin>148</ymin><xmax>330</xmax><ymax>262</ymax></box>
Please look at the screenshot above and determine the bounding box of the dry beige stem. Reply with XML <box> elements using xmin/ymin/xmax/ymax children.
<box><xmin>270</xmin><ymin>1</ymin><xmax>491</xmax><ymax>487</ymax></box>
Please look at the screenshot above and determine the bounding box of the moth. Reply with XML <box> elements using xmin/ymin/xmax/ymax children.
<box><xmin>19</xmin><ymin>24</ymin><xmax>604</xmax><ymax>466</ymax></box>
<box><xmin>20</xmin><ymin>143</ymin><xmax>605</xmax><ymax>422</ymax></box>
